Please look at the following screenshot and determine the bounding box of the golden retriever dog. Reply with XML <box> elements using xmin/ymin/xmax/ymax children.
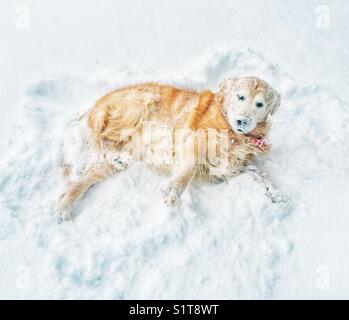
<box><xmin>57</xmin><ymin>77</ymin><xmax>281</xmax><ymax>220</ymax></box>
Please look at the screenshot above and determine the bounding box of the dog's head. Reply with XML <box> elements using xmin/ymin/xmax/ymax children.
<box><xmin>219</xmin><ymin>77</ymin><xmax>280</xmax><ymax>134</ymax></box>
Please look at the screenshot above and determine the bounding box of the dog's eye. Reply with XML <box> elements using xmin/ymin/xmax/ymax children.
<box><xmin>237</xmin><ymin>94</ymin><xmax>245</xmax><ymax>101</ymax></box>
<box><xmin>256</xmin><ymin>102</ymin><xmax>264</xmax><ymax>108</ymax></box>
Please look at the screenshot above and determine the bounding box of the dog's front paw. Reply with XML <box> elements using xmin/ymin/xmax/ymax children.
<box><xmin>112</xmin><ymin>158</ymin><xmax>128</xmax><ymax>170</ymax></box>
<box><xmin>266</xmin><ymin>185</ymin><xmax>285</xmax><ymax>204</ymax></box>
<box><xmin>160</xmin><ymin>183</ymin><xmax>183</xmax><ymax>207</ymax></box>
<box><xmin>57</xmin><ymin>208</ymin><xmax>72</xmax><ymax>223</ymax></box>
<box><xmin>56</xmin><ymin>194</ymin><xmax>73</xmax><ymax>223</ymax></box>
<box><xmin>105</xmin><ymin>151</ymin><xmax>131</xmax><ymax>171</ymax></box>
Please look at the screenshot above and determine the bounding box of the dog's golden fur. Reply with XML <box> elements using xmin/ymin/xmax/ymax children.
<box><xmin>58</xmin><ymin>77</ymin><xmax>280</xmax><ymax>219</ymax></box>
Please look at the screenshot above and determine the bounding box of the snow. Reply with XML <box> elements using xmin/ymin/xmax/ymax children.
<box><xmin>1</xmin><ymin>0</ymin><xmax>349</xmax><ymax>299</ymax></box>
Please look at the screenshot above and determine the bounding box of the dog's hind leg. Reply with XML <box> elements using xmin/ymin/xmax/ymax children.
<box><xmin>245</xmin><ymin>165</ymin><xmax>285</xmax><ymax>204</ymax></box>
<box><xmin>57</xmin><ymin>162</ymin><xmax>116</xmax><ymax>221</ymax></box>
<box><xmin>61</xmin><ymin>162</ymin><xmax>73</xmax><ymax>184</ymax></box>
<box><xmin>161</xmin><ymin>164</ymin><xmax>197</xmax><ymax>206</ymax></box>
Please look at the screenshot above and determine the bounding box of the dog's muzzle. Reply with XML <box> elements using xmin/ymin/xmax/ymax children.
<box><xmin>235</xmin><ymin>116</ymin><xmax>252</xmax><ymax>133</ymax></box>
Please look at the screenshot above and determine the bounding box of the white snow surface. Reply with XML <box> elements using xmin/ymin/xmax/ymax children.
<box><xmin>1</xmin><ymin>0</ymin><xmax>349</xmax><ymax>299</ymax></box>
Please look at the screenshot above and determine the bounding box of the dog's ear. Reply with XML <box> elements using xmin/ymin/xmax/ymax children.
<box><xmin>218</xmin><ymin>78</ymin><xmax>237</xmax><ymax>113</ymax></box>
<box><xmin>267</xmin><ymin>86</ymin><xmax>281</xmax><ymax>116</ymax></box>
<box><xmin>218</xmin><ymin>78</ymin><xmax>237</xmax><ymax>95</ymax></box>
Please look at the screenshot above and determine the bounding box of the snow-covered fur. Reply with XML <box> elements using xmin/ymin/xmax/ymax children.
<box><xmin>58</xmin><ymin>77</ymin><xmax>280</xmax><ymax>219</ymax></box>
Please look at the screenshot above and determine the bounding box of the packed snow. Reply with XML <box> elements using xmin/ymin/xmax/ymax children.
<box><xmin>1</xmin><ymin>0</ymin><xmax>349</xmax><ymax>299</ymax></box>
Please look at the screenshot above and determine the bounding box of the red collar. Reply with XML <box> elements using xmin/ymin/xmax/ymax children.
<box><xmin>248</xmin><ymin>136</ymin><xmax>267</xmax><ymax>151</ymax></box>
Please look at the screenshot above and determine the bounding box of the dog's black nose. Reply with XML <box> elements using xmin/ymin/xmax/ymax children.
<box><xmin>236</xmin><ymin>116</ymin><xmax>252</xmax><ymax>131</ymax></box>
<box><xmin>236</xmin><ymin>117</ymin><xmax>250</xmax><ymax>126</ymax></box>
